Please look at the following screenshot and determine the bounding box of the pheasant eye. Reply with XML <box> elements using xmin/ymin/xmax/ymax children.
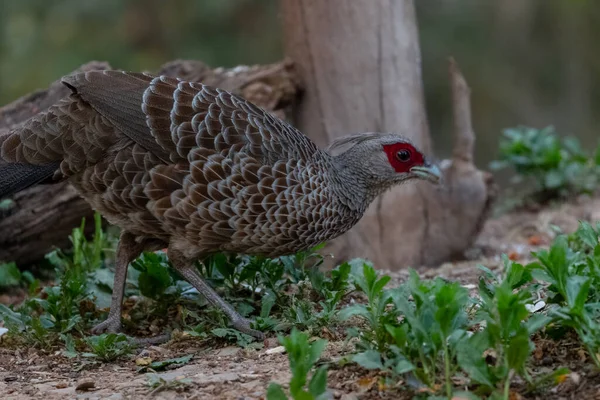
<box><xmin>396</xmin><ymin>149</ymin><xmax>411</xmax><ymax>162</ymax></box>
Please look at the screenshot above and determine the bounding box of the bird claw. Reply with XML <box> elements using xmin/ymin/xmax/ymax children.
<box><xmin>91</xmin><ymin>316</ymin><xmax>122</xmax><ymax>335</ymax></box>
<box><xmin>92</xmin><ymin>317</ymin><xmax>171</xmax><ymax>346</ymax></box>
<box><xmin>231</xmin><ymin>318</ymin><xmax>265</xmax><ymax>340</ymax></box>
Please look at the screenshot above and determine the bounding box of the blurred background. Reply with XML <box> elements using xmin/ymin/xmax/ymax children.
<box><xmin>1</xmin><ymin>0</ymin><xmax>598</xmax><ymax>177</ymax></box>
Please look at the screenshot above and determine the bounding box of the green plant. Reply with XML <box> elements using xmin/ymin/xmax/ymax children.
<box><xmin>529</xmin><ymin>229</ymin><xmax>600</xmax><ymax>368</ymax></box>
<box><xmin>339</xmin><ymin>261</ymin><xmax>396</xmax><ymax>353</ymax></box>
<box><xmin>393</xmin><ymin>272</ymin><xmax>470</xmax><ymax>397</ymax></box>
<box><xmin>182</xmin><ymin>247</ymin><xmax>350</xmax><ymax>339</ymax></box>
<box><xmin>0</xmin><ymin>213</ymin><xmax>111</xmax><ymax>346</ymax></box>
<box><xmin>0</xmin><ymin>262</ymin><xmax>37</xmax><ymax>293</ymax></box>
<box><xmin>83</xmin><ymin>333</ymin><xmax>134</xmax><ymax>362</ymax></box>
<box><xmin>267</xmin><ymin>328</ymin><xmax>329</xmax><ymax>400</ymax></box>
<box><xmin>348</xmin><ymin>267</ymin><xmax>470</xmax><ymax>398</ymax></box>
<box><xmin>490</xmin><ymin>125</ymin><xmax>600</xmax><ymax>200</ymax></box>
<box><xmin>456</xmin><ymin>258</ymin><xmax>551</xmax><ymax>399</ymax></box>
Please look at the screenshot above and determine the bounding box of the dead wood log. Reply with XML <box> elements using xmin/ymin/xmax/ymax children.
<box><xmin>0</xmin><ymin>59</ymin><xmax>298</xmax><ymax>265</ymax></box>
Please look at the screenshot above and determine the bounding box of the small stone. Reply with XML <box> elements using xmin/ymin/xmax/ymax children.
<box><xmin>570</xmin><ymin>372</ymin><xmax>581</xmax><ymax>385</ymax></box>
<box><xmin>55</xmin><ymin>382</ymin><xmax>68</xmax><ymax>389</ymax></box>
<box><xmin>75</xmin><ymin>380</ymin><xmax>96</xmax><ymax>391</ymax></box>
<box><xmin>217</xmin><ymin>346</ymin><xmax>240</xmax><ymax>357</ymax></box>
<box><xmin>193</xmin><ymin>372</ymin><xmax>240</xmax><ymax>386</ymax></box>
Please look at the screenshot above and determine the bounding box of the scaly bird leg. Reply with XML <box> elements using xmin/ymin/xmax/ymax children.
<box><xmin>91</xmin><ymin>232</ymin><xmax>164</xmax><ymax>335</ymax></box>
<box><xmin>168</xmin><ymin>247</ymin><xmax>265</xmax><ymax>340</ymax></box>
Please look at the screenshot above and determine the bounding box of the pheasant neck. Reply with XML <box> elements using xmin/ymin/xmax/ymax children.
<box><xmin>327</xmin><ymin>153</ymin><xmax>385</xmax><ymax>214</ymax></box>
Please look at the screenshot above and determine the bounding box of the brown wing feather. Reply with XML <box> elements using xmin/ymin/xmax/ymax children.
<box><xmin>61</xmin><ymin>70</ymin><xmax>320</xmax><ymax>166</ymax></box>
<box><xmin>62</xmin><ymin>71</ymin><xmax>171</xmax><ymax>162</ymax></box>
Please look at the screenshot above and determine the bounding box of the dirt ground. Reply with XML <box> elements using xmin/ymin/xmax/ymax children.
<box><xmin>2</xmin><ymin>195</ymin><xmax>600</xmax><ymax>399</ymax></box>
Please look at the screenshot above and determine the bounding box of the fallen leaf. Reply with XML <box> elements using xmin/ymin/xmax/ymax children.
<box><xmin>528</xmin><ymin>235</ymin><xmax>544</xmax><ymax>246</ymax></box>
<box><xmin>135</xmin><ymin>357</ymin><xmax>153</xmax><ymax>366</ymax></box>
<box><xmin>555</xmin><ymin>373</ymin><xmax>569</xmax><ymax>384</ymax></box>
<box><xmin>137</xmin><ymin>354</ymin><xmax>193</xmax><ymax>373</ymax></box>
<box><xmin>508</xmin><ymin>390</ymin><xmax>523</xmax><ymax>400</ymax></box>
<box><xmin>356</xmin><ymin>376</ymin><xmax>377</xmax><ymax>393</ymax></box>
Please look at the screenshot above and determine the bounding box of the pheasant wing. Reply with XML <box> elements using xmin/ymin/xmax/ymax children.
<box><xmin>61</xmin><ymin>70</ymin><xmax>319</xmax><ymax>165</ymax></box>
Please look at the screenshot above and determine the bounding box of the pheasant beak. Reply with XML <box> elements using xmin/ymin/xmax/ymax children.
<box><xmin>410</xmin><ymin>163</ymin><xmax>442</xmax><ymax>184</ymax></box>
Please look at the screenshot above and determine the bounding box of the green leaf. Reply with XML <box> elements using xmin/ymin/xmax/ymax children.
<box><xmin>0</xmin><ymin>304</ymin><xmax>25</xmax><ymax>331</ymax></box>
<box><xmin>456</xmin><ymin>333</ymin><xmax>495</xmax><ymax>387</ymax></box>
<box><xmin>338</xmin><ymin>304</ymin><xmax>370</xmax><ymax>321</ymax></box>
<box><xmin>525</xmin><ymin>313</ymin><xmax>553</xmax><ymax>335</ymax></box>
<box><xmin>140</xmin><ymin>354</ymin><xmax>193</xmax><ymax>372</ymax></box>
<box><xmin>506</xmin><ymin>330</ymin><xmax>531</xmax><ymax>372</ymax></box>
<box><xmin>393</xmin><ymin>359</ymin><xmax>415</xmax><ymax>375</ymax></box>
<box><xmin>352</xmin><ymin>350</ymin><xmax>384</xmax><ymax>370</ymax></box>
<box><xmin>308</xmin><ymin>339</ymin><xmax>327</xmax><ymax>366</ymax></box>
<box><xmin>372</xmin><ymin>276</ymin><xmax>391</xmax><ymax>298</ymax></box>
<box><xmin>575</xmin><ymin>221</ymin><xmax>599</xmax><ymax>249</ymax></box>
<box><xmin>261</xmin><ymin>291</ymin><xmax>277</xmax><ymax>318</ymax></box>
<box><xmin>266</xmin><ymin>383</ymin><xmax>288</xmax><ymax>400</ymax></box>
<box><xmin>385</xmin><ymin>324</ymin><xmax>408</xmax><ymax>348</ymax></box>
<box><xmin>0</xmin><ymin>262</ymin><xmax>22</xmax><ymax>287</ymax></box>
<box><xmin>566</xmin><ymin>276</ymin><xmax>591</xmax><ymax>313</ymax></box>
<box><xmin>134</xmin><ymin>252</ymin><xmax>173</xmax><ymax>299</ymax></box>
<box><xmin>308</xmin><ymin>366</ymin><xmax>328</xmax><ymax>396</ymax></box>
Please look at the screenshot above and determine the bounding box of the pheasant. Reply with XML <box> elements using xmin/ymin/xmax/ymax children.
<box><xmin>0</xmin><ymin>70</ymin><xmax>441</xmax><ymax>341</ymax></box>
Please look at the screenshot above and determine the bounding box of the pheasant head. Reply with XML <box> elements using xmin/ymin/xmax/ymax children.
<box><xmin>327</xmin><ymin>133</ymin><xmax>441</xmax><ymax>210</ymax></box>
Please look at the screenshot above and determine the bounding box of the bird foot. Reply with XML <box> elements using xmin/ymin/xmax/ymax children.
<box><xmin>92</xmin><ymin>317</ymin><xmax>171</xmax><ymax>346</ymax></box>
<box><xmin>231</xmin><ymin>317</ymin><xmax>265</xmax><ymax>340</ymax></box>
<box><xmin>91</xmin><ymin>315</ymin><xmax>122</xmax><ymax>335</ymax></box>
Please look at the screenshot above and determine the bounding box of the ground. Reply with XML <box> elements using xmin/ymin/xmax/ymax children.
<box><xmin>2</xmin><ymin>195</ymin><xmax>600</xmax><ymax>399</ymax></box>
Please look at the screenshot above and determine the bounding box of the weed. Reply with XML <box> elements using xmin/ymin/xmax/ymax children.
<box><xmin>267</xmin><ymin>328</ymin><xmax>330</xmax><ymax>400</ymax></box>
<box><xmin>340</xmin><ymin>261</ymin><xmax>396</xmax><ymax>353</ymax></box>
<box><xmin>83</xmin><ymin>333</ymin><xmax>134</xmax><ymax>362</ymax></box>
<box><xmin>0</xmin><ymin>261</ymin><xmax>37</xmax><ymax>293</ymax></box>
<box><xmin>456</xmin><ymin>258</ymin><xmax>550</xmax><ymax>399</ymax></box>
<box><xmin>347</xmin><ymin>265</ymin><xmax>471</xmax><ymax>397</ymax></box>
<box><xmin>528</xmin><ymin>226</ymin><xmax>600</xmax><ymax>368</ymax></box>
<box><xmin>0</xmin><ymin>213</ymin><xmax>111</xmax><ymax>347</ymax></box>
<box><xmin>490</xmin><ymin>125</ymin><xmax>600</xmax><ymax>201</ymax></box>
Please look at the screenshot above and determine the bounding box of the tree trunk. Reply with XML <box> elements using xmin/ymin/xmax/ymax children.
<box><xmin>0</xmin><ymin>59</ymin><xmax>298</xmax><ymax>266</ymax></box>
<box><xmin>282</xmin><ymin>0</ymin><xmax>496</xmax><ymax>268</ymax></box>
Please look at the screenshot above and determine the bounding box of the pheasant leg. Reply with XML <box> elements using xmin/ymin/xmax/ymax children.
<box><xmin>91</xmin><ymin>232</ymin><xmax>163</xmax><ymax>334</ymax></box>
<box><xmin>168</xmin><ymin>248</ymin><xmax>265</xmax><ymax>340</ymax></box>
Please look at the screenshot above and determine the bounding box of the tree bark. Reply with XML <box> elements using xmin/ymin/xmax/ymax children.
<box><xmin>0</xmin><ymin>59</ymin><xmax>298</xmax><ymax>265</ymax></box>
<box><xmin>282</xmin><ymin>0</ymin><xmax>496</xmax><ymax>268</ymax></box>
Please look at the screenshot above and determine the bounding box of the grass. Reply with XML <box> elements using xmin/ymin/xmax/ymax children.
<box><xmin>0</xmin><ymin>211</ymin><xmax>599</xmax><ymax>399</ymax></box>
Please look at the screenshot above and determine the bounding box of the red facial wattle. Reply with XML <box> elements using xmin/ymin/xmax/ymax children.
<box><xmin>382</xmin><ymin>143</ymin><xmax>424</xmax><ymax>173</ymax></box>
